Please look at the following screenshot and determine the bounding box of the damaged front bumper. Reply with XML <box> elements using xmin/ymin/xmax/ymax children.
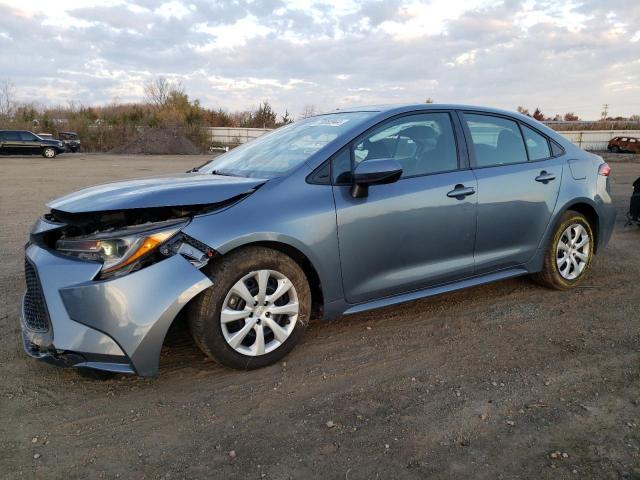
<box><xmin>21</xmin><ymin>243</ymin><xmax>212</xmax><ymax>377</ymax></box>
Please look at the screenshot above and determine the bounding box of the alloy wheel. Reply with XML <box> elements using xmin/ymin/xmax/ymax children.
<box><xmin>220</xmin><ymin>269</ymin><xmax>299</xmax><ymax>356</ymax></box>
<box><xmin>556</xmin><ymin>223</ymin><xmax>590</xmax><ymax>280</ymax></box>
<box><xmin>43</xmin><ymin>148</ymin><xmax>55</xmax><ymax>158</ymax></box>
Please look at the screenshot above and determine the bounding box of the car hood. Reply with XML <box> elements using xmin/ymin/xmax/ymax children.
<box><xmin>47</xmin><ymin>173</ymin><xmax>266</xmax><ymax>213</ymax></box>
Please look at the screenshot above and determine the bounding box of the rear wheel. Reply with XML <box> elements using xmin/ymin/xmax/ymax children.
<box><xmin>533</xmin><ymin>211</ymin><xmax>594</xmax><ymax>290</ymax></box>
<box><xmin>187</xmin><ymin>246</ymin><xmax>311</xmax><ymax>369</ymax></box>
<box><xmin>42</xmin><ymin>147</ymin><xmax>56</xmax><ymax>158</ymax></box>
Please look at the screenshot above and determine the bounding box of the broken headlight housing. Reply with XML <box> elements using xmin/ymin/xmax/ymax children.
<box><xmin>56</xmin><ymin>219</ymin><xmax>191</xmax><ymax>278</ymax></box>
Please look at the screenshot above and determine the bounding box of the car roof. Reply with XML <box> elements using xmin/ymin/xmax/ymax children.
<box><xmin>326</xmin><ymin>103</ymin><xmax>526</xmax><ymax>117</ymax></box>
<box><xmin>316</xmin><ymin>103</ymin><xmax>561</xmax><ymax>137</ymax></box>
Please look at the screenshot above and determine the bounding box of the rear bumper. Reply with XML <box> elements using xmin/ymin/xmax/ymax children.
<box><xmin>21</xmin><ymin>243</ymin><xmax>212</xmax><ymax>376</ymax></box>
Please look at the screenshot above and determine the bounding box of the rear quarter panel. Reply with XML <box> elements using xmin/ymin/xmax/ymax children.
<box><xmin>534</xmin><ymin>150</ymin><xmax>615</xmax><ymax>262</ymax></box>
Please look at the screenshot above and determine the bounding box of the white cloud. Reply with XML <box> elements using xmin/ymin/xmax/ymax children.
<box><xmin>154</xmin><ymin>1</ymin><xmax>191</xmax><ymax>20</ymax></box>
<box><xmin>1</xmin><ymin>0</ymin><xmax>639</xmax><ymax>118</ymax></box>
<box><xmin>194</xmin><ymin>16</ymin><xmax>272</xmax><ymax>50</ymax></box>
<box><xmin>514</xmin><ymin>0</ymin><xmax>593</xmax><ymax>33</ymax></box>
<box><xmin>377</xmin><ymin>0</ymin><xmax>501</xmax><ymax>39</ymax></box>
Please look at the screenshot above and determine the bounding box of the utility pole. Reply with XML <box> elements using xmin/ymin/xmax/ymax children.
<box><xmin>601</xmin><ymin>103</ymin><xmax>609</xmax><ymax>120</ymax></box>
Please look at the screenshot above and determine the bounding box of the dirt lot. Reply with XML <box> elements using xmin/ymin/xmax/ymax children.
<box><xmin>1</xmin><ymin>153</ymin><xmax>639</xmax><ymax>479</ymax></box>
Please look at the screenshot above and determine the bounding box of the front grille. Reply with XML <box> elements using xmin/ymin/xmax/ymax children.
<box><xmin>23</xmin><ymin>259</ymin><xmax>50</xmax><ymax>332</ymax></box>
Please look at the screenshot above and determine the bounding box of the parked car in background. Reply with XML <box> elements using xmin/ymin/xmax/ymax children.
<box><xmin>37</xmin><ymin>133</ymin><xmax>54</xmax><ymax>140</ymax></box>
<box><xmin>608</xmin><ymin>136</ymin><xmax>640</xmax><ymax>153</ymax></box>
<box><xmin>59</xmin><ymin>131</ymin><xmax>81</xmax><ymax>152</ymax></box>
<box><xmin>0</xmin><ymin>130</ymin><xmax>66</xmax><ymax>158</ymax></box>
<box><xmin>20</xmin><ymin>104</ymin><xmax>616</xmax><ymax>377</ymax></box>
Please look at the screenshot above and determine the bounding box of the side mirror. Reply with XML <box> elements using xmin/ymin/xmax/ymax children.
<box><xmin>351</xmin><ymin>158</ymin><xmax>403</xmax><ymax>198</ymax></box>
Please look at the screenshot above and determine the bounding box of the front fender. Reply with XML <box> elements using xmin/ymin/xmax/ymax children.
<box><xmin>182</xmin><ymin>175</ymin><xmax>343</xmax><ymax>304</ymax></box>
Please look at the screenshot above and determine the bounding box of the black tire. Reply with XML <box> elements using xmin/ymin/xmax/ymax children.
<box><xmin>532</xmin><ymin>211</ymin><xmax>594</xmax><ymax>290</ymax></box>
<box><xmin>187</xmin><ymin>246</ymin><xmax>311</xmax><ymax>370</ymax></box>
<box><xmin>611</xmin><ymin>145</ymin><xmax>621</xmax><ymax>153</ymax></box>
<box><xmin>42</xmin><ymin>147</ymin><xmax>56</xmax><ymax>158</ymax></box>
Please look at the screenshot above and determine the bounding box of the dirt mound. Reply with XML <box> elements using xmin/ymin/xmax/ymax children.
<box><xmin>110</xmin><ymin>128</ymin><xmax>203</xmax><ymax>154</ymax></box>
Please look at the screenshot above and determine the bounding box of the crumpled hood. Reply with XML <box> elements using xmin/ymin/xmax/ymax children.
<box><xmin>47</xmin><ymin>173</ymin><xmax>266</xmax><ymax>213</ymax></box>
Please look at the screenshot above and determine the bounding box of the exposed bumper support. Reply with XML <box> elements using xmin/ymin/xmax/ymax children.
<box><xmin>22</xmin><ymin>244</ymin><xmax>213</xmax><ymax>377</ymax></box>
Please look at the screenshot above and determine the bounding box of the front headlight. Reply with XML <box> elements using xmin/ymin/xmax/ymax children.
<box><xmin>56</xmin><ymin>219</ymin><xmax>188</xmax><ymax>277</ymax></box>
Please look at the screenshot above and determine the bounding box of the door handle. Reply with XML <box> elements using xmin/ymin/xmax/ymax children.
<box><xmin>535</xmin><ymin>171</ymin><xmax>556</xmax><ymax>183</ymax></box>
<box><xmin>447</xmin><ymin>184</ymin><xmax>475</xmax><ymax>199</ymax></box>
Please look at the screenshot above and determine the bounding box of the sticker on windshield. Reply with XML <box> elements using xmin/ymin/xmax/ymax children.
<box><xmin>308</xmin><ymin>118</ymin><xmax>350</xmax><ymax>127</ymax></box>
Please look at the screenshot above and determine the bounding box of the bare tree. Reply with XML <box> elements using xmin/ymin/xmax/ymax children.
<box><xmin>144</xmin><ymin>77</ymin><xmax>184</xmax><ymax>108</ymax></box>
<box><xmin>0</xmin><ymin>80</ymin><xmax>16</xmax><ymax>121</ymax></box>
<box><xmin>532</xmin><ymin>107</ymin><xmax>546</xmax><ymax>121</ymax></box>
<box><xmin>300</xmin><ymin>104</ymin><xmax>317</xmax><ymax>119</ymax></box>
<box><xmin>425</xmin><ymin>97</ymin><xmax>434</xmax><ymax>104</ymax></box>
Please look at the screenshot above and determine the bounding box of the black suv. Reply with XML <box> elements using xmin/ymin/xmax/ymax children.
<box><xmin>0</xmin><ymin>130</ymin><xmax>66</xmax><ymax>158</ymax></box>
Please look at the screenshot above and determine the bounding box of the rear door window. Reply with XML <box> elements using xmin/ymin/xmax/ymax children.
<box><xmin>521</xmin><ymin>125</ymin><xmax>551</xmax><ymax>160</ymax></box>
<box><xmin>464</xmin><ymin>114</ymin><xmax>528</xmax><ymax>167</ymax></box>
<box><xmin>4</xmin><ymin>131</ymin><xmax>21</xmax><ymax>141</ymax></box>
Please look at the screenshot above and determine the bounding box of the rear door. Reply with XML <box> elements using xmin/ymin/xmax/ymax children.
<box><xmin>461</xmin><ymin>112</ymin><xmax>563</xmax><ymax>274</ymax></box>
<box><xmin>1</xmin><ymin>131</ymin><xmax>22</xmax><ymax>154</ymax></box>
<box><xmin>620</xmin><ymin>138</ymin><xmax>629</xmax><ymax>151</ymax></box>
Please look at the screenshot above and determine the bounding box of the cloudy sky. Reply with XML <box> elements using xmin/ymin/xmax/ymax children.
<box><xmin>0</xmin><ymin>0</ymin><xmax>638</xmax><ymax>119</ymax></box>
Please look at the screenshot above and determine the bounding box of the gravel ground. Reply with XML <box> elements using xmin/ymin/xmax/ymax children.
<box><xmin>1</xmin><ymin>153</ymin><xmax>639</xmax><ymax>479</ymax></box>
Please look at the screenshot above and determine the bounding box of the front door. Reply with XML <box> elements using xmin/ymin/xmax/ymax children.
<box><xmin>19</xmin><ymin>131</ymin><xmax>41</xmax><ymax>154</ymax></box>
<box><xmin>461</xmin><ymin>113</ymin><xmax>562</xmax><ymax>273</ymax></box>
<box><xmin>333</xmin><ymin>111</ymin><xmax>478</xmax><ymax>304</ymax></box>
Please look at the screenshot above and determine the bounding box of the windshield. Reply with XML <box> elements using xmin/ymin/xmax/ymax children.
<box><xmin>199</xmin><ymin>112</ymin><xmax>375</xmax><ymax>178</ymax></box>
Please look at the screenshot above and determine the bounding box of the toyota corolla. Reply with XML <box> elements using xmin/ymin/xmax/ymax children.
<box><xmin>21</xmin><ymin>104</ymin><xmax>616</xmax><ymax>376</ymax></box>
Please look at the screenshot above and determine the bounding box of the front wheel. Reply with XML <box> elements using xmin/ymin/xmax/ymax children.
<box><xmin>42</xmin><ymin>147</ymin><xmax>56</xmax><ymax>158</ymax></box>
<box><xmin>610</xmin><ymin>145</ymin><xmax>621</xmax><ymax>153</ymax></box>
<box><xmin>532</xmin><ymin>211</ymin><xmax>594</xmax><ymax>290</ymax></box>
<box><xmin>187</xmin><ymin>246</ymin><xmax>311</xmax><ymax>369</ymax></box>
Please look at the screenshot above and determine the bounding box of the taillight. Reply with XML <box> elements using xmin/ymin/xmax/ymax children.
<box><xmin>598</xmin><ymin>162</ymin><xmax>611</xmax><ymax>176</ymax></box>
